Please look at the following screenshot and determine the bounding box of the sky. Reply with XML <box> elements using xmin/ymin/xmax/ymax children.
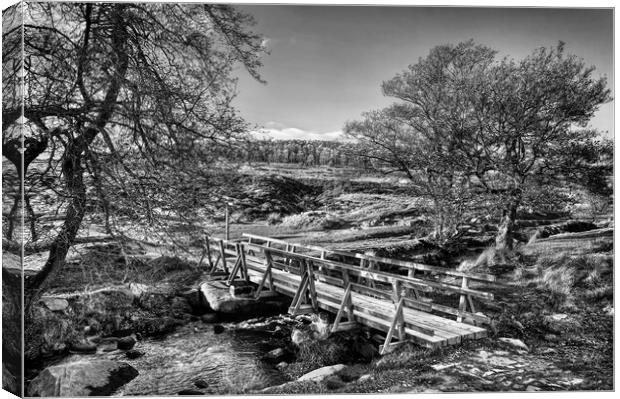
<box><xmin>231</xmin><ymin>6</ymin><xmax>614</xmax><ymax>140</ymax></box>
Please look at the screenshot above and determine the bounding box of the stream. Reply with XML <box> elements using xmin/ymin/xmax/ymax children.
<box><xmin>52</xmin><ymin>321</ymin><xmax>289</xmax><ymax>396</ymax></box>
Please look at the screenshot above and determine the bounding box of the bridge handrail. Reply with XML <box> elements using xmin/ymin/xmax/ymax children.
<box><xmin>241</xmin><ymin>233</ymin><xmax>496</xmax><ymax>283</ymax></box>
<box><xmin>241</xmin><ymin>242</ymin><xmax>494</xmax><ymax>300</ymax></box>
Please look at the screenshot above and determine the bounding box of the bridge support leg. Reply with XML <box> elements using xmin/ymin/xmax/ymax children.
<box><xmin>380</xmin><ymin>297</ymin><xmax>408</xmax><ymax>355</ymax></box>
<box><xmin>331</xmin><ymin>283</ymin><xmax>358</xmax><ymax>333</ymax></box>
<box><xmin>205</xmin><ymin>235</ymin><xmax>214</xmax><ymax>270</ymax></box>
<box><xmin>255</xmin><ymin>250</ymin><xmax>276</xmax><ymax>299</ymax></box>
<box><xmin>288</xmin><ymin>261</ymin><xmax>318</xmax><ymax>315</ymax></box>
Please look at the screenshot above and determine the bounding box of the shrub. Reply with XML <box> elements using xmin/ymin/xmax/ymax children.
<box><xmin>266</xmin><ymin>212</ymin><xmax>283</xmax><ymax>225</ymax></box>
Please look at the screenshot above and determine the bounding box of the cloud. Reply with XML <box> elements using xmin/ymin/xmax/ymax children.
<box><xmin>251</xmin><ymin>124</ymin><xmax>345</xmax><ymax>141</ymax></box>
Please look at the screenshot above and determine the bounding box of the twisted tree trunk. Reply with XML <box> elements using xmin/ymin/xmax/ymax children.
<box><xmin>495</xmin><ymin>190</ymin><xmax>521</xmax><ymax>251</ymax></box>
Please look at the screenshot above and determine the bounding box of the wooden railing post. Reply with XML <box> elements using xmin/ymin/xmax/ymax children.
<box><xmin>391</xmin><ymin>280</ymin><xmax>405</xmax><ymax>339</ymax></box>
<box><xmin>219</xmin><ymin>240</ymin><xmax>228</xmax><ymax>273</ymax></box>
<box><xmin>205</xmin><ymin>235</ymin><xmax>213</xmax><ymax>270</ymax></box>
<box><xmin>457</xmin><ymin>277</ymin><xmax>469</xmax><ymax>323</ymax></box>
<box><xmin>306</xmin><ymin>260</ymin><xmax>318</xmax><ymax>311</ymax></box>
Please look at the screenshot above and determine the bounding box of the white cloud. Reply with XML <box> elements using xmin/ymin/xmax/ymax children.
<box><xmin>251</xmin><ymin>125</ymin><xmax>345</xmax><ymax>141</ymax></box>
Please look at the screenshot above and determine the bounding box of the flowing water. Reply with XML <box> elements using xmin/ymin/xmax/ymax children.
<box><xmin>56</xmin><ymin>322</ymin><xmax>289</xmax><ymax>396</ymax></box>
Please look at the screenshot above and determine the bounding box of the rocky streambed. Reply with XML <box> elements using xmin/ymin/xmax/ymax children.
<box><xmin>25</xmin><ymin>270</ymin><xmax>376</xmax><ymax>396</ymax></box>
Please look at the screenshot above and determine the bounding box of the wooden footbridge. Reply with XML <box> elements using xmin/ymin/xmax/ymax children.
<box><xmin>204</xmin><ymin>233</ymin><xmax>496</xmax><ymax>353</ymax></box>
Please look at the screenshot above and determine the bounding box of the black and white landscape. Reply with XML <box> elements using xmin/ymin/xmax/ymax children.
<box><xmin>1</xmin><ymin>2</ymin><xmax>614</xmax><ymax>397</ymax></box>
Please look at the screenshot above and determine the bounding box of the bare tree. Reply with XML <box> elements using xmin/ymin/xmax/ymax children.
<box><xmin>2</xmin><ymin>2</ymin><xmax>265</xmax><ymax>309</ymax></box>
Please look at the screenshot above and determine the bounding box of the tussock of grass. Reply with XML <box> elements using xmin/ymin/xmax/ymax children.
<box><xmin>266</xmin><ymin>212</ymin><xmax>283</xmax><ymax>225</ymax></box>
<box><xmin>528</xmin><ymin>253</ymin><xmax>613</xmax><ymax>309</ymax></box>
<box><xmin>280</xmin><ymin>211</ymin><xmax>347</xmax><ymax>230</ymax></box>
<box><xmin>584</xmin><ymin>286</ymin><xmax>613</xmax><ymax>301</ymax></box>
<box><xmin>295</xmin><ymin>338</ymin><xmax>346</xmax><ymax>372</ymax></box>
<box><xmin>371</xmin><ymin>344</ymin><xmax>438</xmax><ymax>372</ymax></box>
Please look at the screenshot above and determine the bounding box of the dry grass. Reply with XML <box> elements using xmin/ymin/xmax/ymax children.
<box><xmin>522</xmin><ymin>252</ymin><xmax>613</xmax><ymax>310</ymax></box>
<box><xmin>371</xmin><ymin>343</ymin><xmax>438</xmax><ymax>372</ymax></box>
<box><xmin>280</xmin><ymin>211</ymin><xmax>348</xmax><ymax>230</ymax></box>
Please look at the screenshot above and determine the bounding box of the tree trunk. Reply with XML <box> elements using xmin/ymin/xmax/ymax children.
<box><xmin>24</xmin><ymin>145</ymin><xmax>87</xmax><ymax>312</ymax></box>
<box><xmin>495</xmin><ymin>194</ymin><xmax>520</xmax><ymax>251</ymax></box>
<box><xmin>23</xmin><ymin>4</ymin><xmax>129</xmax><ymax>312</ymax></box>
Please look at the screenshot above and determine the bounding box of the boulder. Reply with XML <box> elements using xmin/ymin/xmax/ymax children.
<box><xmin>171</xmin><ymin>297</ymin><xmax>193</xmax><ymax>318</ymax></box>
<box><xmin>179</xmin><ymin>288</ymin><xmax>208</xmax><ymax>312</ymax></box>
<box><xmin>324</xmin><ymin>375</ymin><xmax>345</xmax><ymax>390</ymax></box>
<box><xmin>125</xmin><ymin>349</ymin><xmax>144</xmax><ymax>359</ymax></box>
<box><xmin>264</xmin><ymin>348</ymin><xmax>286</xmax><ymax>361</ymax></box>
<box><xmin>193</xmin><ymin>379</ymin><xmax>209</xmax><ymax>389</ymax></box>
<box><xmin>69</xmin><ymin>341</ymin><xmax>97</xmax><ymax>354</ymax></box>
<box><xmin>229</xmin><ymin>284</ymin><xmax>254</xmax><ymax>298</ymax></box>
<box><xmin>297</xmin><ymin>364</ymin><xmax>347</xmax><ymax>382</ymax></box>
<box><xmin>498</xmin><ymin>337</ymin><xmax>529</xmax><ymax>352</ymax></box>
<box><xmin>129</xmin><ymin>283</ymin><xmax>149</xmax><ymax>298</ymax></box>
<box><xmin>201</xmin><ymin>313</ymin><xmax>218</xmax><ymax>323</ymax></box>
<box><xmin>27</xmin><ymin>360</ymin><xmax>138</xmax><ymax>397</ymax></box>
<box><xmin>200</xmin><ymin>281</ymin><xmax>258</xmax><ymax>313</ymax></box>
<box><xmin>40</xmin><ymin>297</ymin><xmax>69</xmax><ymax>312</ymax></box>
<box><xmin>117</xmin><ymin>336</ymin><xmax>136</xmax><ymax>350</ymax></box>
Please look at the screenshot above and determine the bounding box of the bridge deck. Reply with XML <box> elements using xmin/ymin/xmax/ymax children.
<box><xmin>206</xmin><ymin>235</ymin><xmax>493</xmax><ymax>351</ymax></box>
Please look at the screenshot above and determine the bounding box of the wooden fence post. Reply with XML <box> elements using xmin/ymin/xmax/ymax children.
<box><xmin>205</xmin><ymin>236</ymin><xmax>213</xmax><ymax>270</ymax></box>
<box><xmin>457</xmin><ymin>277</ymin><xmax>469</xmax><ymax>323</ymax></box>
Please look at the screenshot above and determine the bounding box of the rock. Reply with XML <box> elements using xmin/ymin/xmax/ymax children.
<box><xmin>171</xmin><ymin>297</ymin><xmax>193</xmax><ymax>318</ymax></box>
<box><xmin>498</xmin><ymin>337</ymin><xmax>529</xmax><ymax>352</ymax></box>
<box><xmin>178</xmin><ymin>389</ymin><xmax>204</xmax><ymax>395</ymax></box>
<box><xmin>129</xmin><ymin>283</ymin><xmax>149</xmax><ymax>298</ymax></box>
<box><xmin>201</xmin><ymin>313</ymin><xmax>218</xmax><ymax>323</ymax></box>
<box><xmin>431</xmin><ymin>363</ymin><xmax>458</xmax><ymax>371</ymax></box>
<box><xmin>544</xmin><ymin>334</ymin><xmax>559</xmax><ymax>342</ymax></box>
<box><xmin>179</xmin><ymin>288</ymin><xmax>203</xmax><ymax>310</ymax></box>
<box><xmin>27</xmin><ymin>360</ymin><xmax>138</xmax><ymax>397</ymax></box>
<box><xmin>213</xmin><ymin>324</ymin><xmax>225</xmax><ymax>334</ymax></box>
<box><xmin>69</xmin><ymin>341</ymin><xmax>97</xmax><ymax>354</ymax></box>
<box><xmin>117</xmin><ymin>336</ymin><xmax>136</xmax><ymax>350</ymax></box>
<box><xmin>291</xmin><ymin>328</ymin><xmax>312</xmax><ymax>346</ymax></box>
<box><xmin>544</xmin><ymin>315</ymin><xmax>581</xmax><ymax>334</ymax></box>
<box><xmin>297</xmin><ymin>364</ymin><xmax>346</xmax><ymax>382</ymax></box>
<box><xmin>111</xmin><ymin>328</ymin><xmax>134</xmax><ymax>338</ymax></box>
<box><xmin>125</xmin><ymin>349</ymin><xmax>144</xmax><ymax>359</ymax></box>
<box><xmin>229</xmin><ymin>283</ymin><xmax>254</xmax><ymax>298</ymax></box>
<box><xmin>526</xmin><ymin>385</ymin><xmax>542</xmax><ymax>391</ymax></box>
<box><xmin>85</xmin><ymin>320</ymin><xmax>101</xmax><ymax>335</ymax></box>
<box><xmin>272</xmin><ymin>326</ymin><xmax>285</xmax><ymax>339</ymax></box>
<box><xmin>324</xmin><ymin>375</ymin><xmax>345</xmax><ymax>390</ymax></box>
<box><xmin>275</xmin><ymin>362</ymin><xmax>288</xmax><ymax>370</ymax></box>
<box><xmin>200</xmin><ymin>281</ymin><xmax>258</xmax><ymax>313</ymax></box>
<box><xmin>264</xmin><ymin>348</ymin><xmax>286</xmax><ymax>361</ymax></box>
<box><xmin>358</xmin><ymin>374</ymin><xmax>372</xmax><ymax>382</ymax></box>
<box><xmin>40</xmin><ymin>297</ymin><xmax>69</xmax><ymax>312</ymax></box>
<box><xmin>603</xmin><ymin>304</ymin><xmax>614</xmax><ymax>316</ymax></box>
<box><xmin>193</xmin><ymin>379</ymin><xmax>209</xmax><ymax>389</ymax></box>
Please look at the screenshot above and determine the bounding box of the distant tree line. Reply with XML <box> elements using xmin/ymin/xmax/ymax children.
<box><xmin>219</xmin><ymin>139</ymin><xmax>372</xmax><ymax>168</ymax></box>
